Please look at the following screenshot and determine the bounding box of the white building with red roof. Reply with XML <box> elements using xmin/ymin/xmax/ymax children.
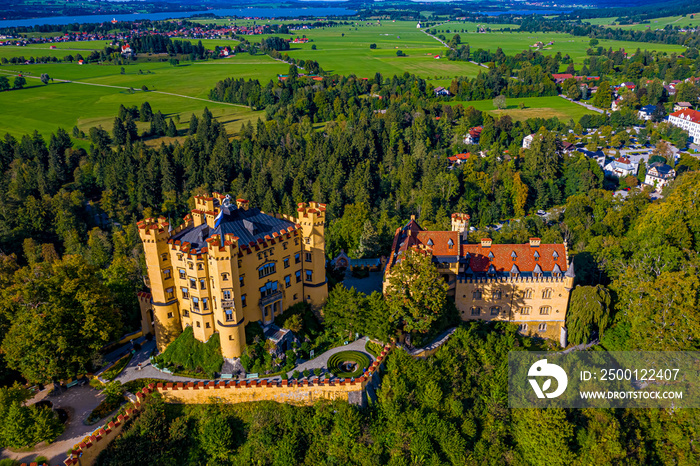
<box><xmin>668</xmin><ymin>108</ymin><xmax>700</xmax><ymax>142</ymax></box>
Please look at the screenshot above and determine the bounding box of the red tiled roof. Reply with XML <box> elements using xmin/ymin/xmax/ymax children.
<box><xmin>447</xmin><ymin>152</ymin><xmax>470</xmax><ymax>162</ymax></box>
<box><xmin>552</xmin><ymin>73</ymin><xmax>573</xmax><ymax>80</ymax></box>
<box><xmin>469</xmin><ymin>126</ymin><xmax>483</xmax><ymax>137</ymax></box>
<box><xmin>461</xmin><ymin>243</ymin><xmax>567</xmax><ymax>274</ymax></box>
<box><xmin>670</xmin><ymin>108</ymin><xmax>700</xmax><ymax>124</ymax></box>
<box><xmin>616</xmin><ymin>157</ymin><xmax>631</xmax><ymax>164</ymax></box>
<box><xmin>415</xmin><ymin>231</ymin><xmax>460</xmax><ymax>256</ymax></box>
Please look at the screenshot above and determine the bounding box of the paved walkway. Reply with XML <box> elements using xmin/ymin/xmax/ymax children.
<box><xmin>285</xmin><ymin>338</ymin><xmax>375</xmax><ymax>378</ymax></box>
<box><xmin>1</xmin><ymin>385</ymin><xmax>106</xmax><ymax>466</ymax></box>
<box><xmin>107</xmin><ymin>339</ymin><xmax>198</xmax><ymax>384</ymax></box>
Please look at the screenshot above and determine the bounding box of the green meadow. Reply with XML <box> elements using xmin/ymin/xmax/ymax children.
<box><xmin>596</xmin><ymin>14</ymin><xmax>700</xmax><ymax>30</ymax></box>
<box><xmin>450</xmin><ymin>96</ymin><xmax>597</xmax><ymax>122</ymax></box>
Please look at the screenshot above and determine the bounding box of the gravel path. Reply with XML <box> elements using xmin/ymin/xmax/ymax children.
<box><xmin>286</xmin><ymin>338</ymin><xmax>375</xmax><ymax>378</ymax></box>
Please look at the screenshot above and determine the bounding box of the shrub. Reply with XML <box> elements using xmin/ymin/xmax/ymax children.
<box><xmin>327</xmin><ymin>351</ymin><xmax>370</xmax><ymax>378</ymax></box>
<box><xmin>303</xmin><ymin>369</ymin><xmax>310</xmax><ymax>378</ymax></box>
<box><xmin>314</xmin><ymin>368</ymin><xmax>321</xmax><ymax>376</ymax></box>
<box><xmin>369</xmin><ymin>43</ymin><xmax>377</xmax><ymax>49</ymax></box>
<box><xmin>292</xmin><ymin>370</ymin><xmax>300</xmax><ymax>379</ymax></box>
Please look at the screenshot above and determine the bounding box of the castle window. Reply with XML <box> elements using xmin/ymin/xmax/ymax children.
<box><xmin>305</xmin><ymin>252</ymin><xmax>312</xmax><ymax>262</ymax></box>
<box><xmin>179</xmin><ymin>269</ymin><xmax>186</xmax><ymax>279</ymax></box>
<box><xmin>161</xmin><ymin>254</ymin><xmax>168</xmax><ymax>262</ymax></box>
<box><xmin>258</xmin><ymin>252</ymin><xmax>263</xmax><ymax>260</ymax></box>
<box><xmin>471</xmin><ymin>307</ymin><xmax>481</xmax><ymax>316</ymax></box>
<box><xmin>197</xmin><ymin>263</ymin><xmax>204</xmax><ymax>271</ymax></box>
<box><xmin>222</xmin><ymin>273</ymin><xmax>229</xmax><ymax>281</ymax></box>
<box><xmin>284</xmin><ymin>257</ymin><xmax>290</xmax><ymax>268</ymax></box>
<box><xmin>518</xmin><ymin>324</ymin><xmax>528</xmax><ymax>332</ymax></box>
<box><xmin>283</xmin><ymin>242</ymin><xmax>288</xmax><ymax>250</ymax></box>
<box><xmin>539</xmin><ymin>306</ymin><xmax>551</xmax><ymax>315</ymax></box>
<box><xmin>542</xmin><ymin>288</ymin><xmax>553</xmax><ymax>299</ymax></box>
<box><xmin>534</xmin><ymin>251</ymin><xmax>540</xmax><ymax>261</ymax></box>
<box><xmin>259</xmin><ymin>281</ymin><xmax>278</xmax><ymax>298</ymax></box>
<box><xmin>523</xmin><ymin>288</ymin><xmax>533</xmax><ymax>299</ymax></box>
<box><xmin>225</xmin><ymin>309</ymin><xmax>234</xmax><ymax>321</ymax></box>
<box><xmin>166</xmin><ymin>288</ymin><xmax>174</xmax><ymax>300</ymax></box>
<box><xmin>206</xmin><ymin>322</ymin><xmax>211</xmax><ymax>329</ymax></box>
<box><xmin>305</xmin><ymin>238</ymin><xmax>310</xmax><ymax>245</ymax></box>
<box><xmin>239</xmin><ymin>275</ymin><xmax>245</xmax><ymax>287</ymax></box>
<box><xmin>492</xmin><ymin>290</ymin><xmax>502</xmax><ymax>300</ymax></box>
<box><xmin>295</xmin><ymin>238</ymin><xmax>299</xmax><ymax>246</ymax></box>
<box><xmin>258</xmin><ymin>263</ymin><xmax>276</xmax><ymax>279</ymax></box>
<box><xmin>181</xmin><ymin>287</ymin><xmax>190</xmax><ymax>299</ymax></box>
<box><xmin>305</xmin><ymin>270</ymin><xmax>313</xmax><ymax>282</ymax></box>
<box><xmin>295</xmin><ymin>253</ymin><xmax>301</xmax><ymax>264</ymax></box>
<box><xmin>167</xmin><ymin>312</ymin><xmax>173</xmax><ymax>319</ymax></box>
<box><xmin>183</xmin><ymin>309</ymin><xmax>189</xmax><ymax>317</ymax></box>
<box><xmin>177</xmin><ymin>254</ymin><xmax>183</xmax><ymax>261</ymax></box>
<box><xmin>511</xmin><ymin>251</ymin><xmax>517</xmax><ymax>261</ymax></box>
<box><xmin>269</xmin><ymin>248</ymin><xmax>274</xmax><ymax>256</ymax></box>
<box><xmin>490</xmin><ymin>306</ymin><xmax>501</xmax><ymax>316</ymax></box>
<box><xmin>488</xmin><ymin>251</ymin><xmax>494</xmax><ymax>260</ymax></box>
<box><xmin>241</xmin><ymin>294</ymin><xmax>247</xmax><ymax>307</ymax></box>
<box><xmin>228</xmin><ymin>335</ymin><xmax>234</xmax><ymax>340</ymax></box>
<box><xmin>199</xmin><ymin>278</ymin><xmax>206</xmax><ymax>290</ymax></box>
<box><xmin>163</xmin><ymin>269</ymin><xmax>171</xmax><ymax>280</ymax></box>
<box><xmin>222</xmin><ymin>290</ymin><xmax>231</xmax><ymax>300</ymax></box>
<box><xmin>520</xmin><ymin>306</ymin><xmax>531</xmax><ymax>315</ymax></box>
<box><xmin>193</xmin><ymin>297</ymin><xmax>200</xmax><ymax>311</ymax></box>
<box><xmin>473</xmin><ymin>290</ymin><xmax>482</xmax><ymax>300</ymax></box>
<box><xmin>202</xmin><ymin>298</ymin><xmax>209</xmax><ymax>311</ymax></box>
<box><xmin>196</xmin><ymin>321</ymin><xmax>201</xmax><ymax>328</ymax></box>
<box><xmin>188</xmin><ymin>262</ymin><xmax>194</xmax><ymax>270</ymax></box>
<box><xmin>189</xmin><ymin>278</ymin><xmax>196</xmax><ymax>289</ymax></box>
<box><xmin>285</xmin><ymin>275</ymin><xmax>291</xmax><ymax>288</ymax></box>
<box><xmin>538</xmin><ymin>323</ymin><xmax>547</xmax><ymax>332</ymax></box>
<box><xmin>295</xmin><ymin>271</ymin><xmax>302</xmax><ymax>283</ymax></box>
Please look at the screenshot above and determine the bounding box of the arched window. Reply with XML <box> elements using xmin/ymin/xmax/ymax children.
<box><xmin>538</xmin><ymin>323</ymin><xmax>547</xmax><ymax>332</ymax></box>
<box><xmin>518</xmin><ymin>323</ymin><xmax>528</xmax><ymax>332</ymax></box>
<box><xmin>490</xmin><ymin>306</ymin><xmax>501</xmax><ymax>316</ymax></box>
<box><xmin>520</xmin><ymin>306</ymin><xmax>531</xmax><ymax>315</ymax></box>
<box><xmin>523</xmin><ymin>288</ymin><xmax>533</xmax><ymax>299</ymax></box>
<box><xmin>470</xmin><ymin>307</ymin><xmax>481</xmax><ymax>316</ymax></box>
<box><xmin>473</xmin><ymin>290</ymin><xmax>482</xmax><ymax>300</ymax></box>
<box><xmin>542</xmin><ymin>288</ymin><xmax>553</xmax><ymax>299</ymax></box>
<box><xmin>539</xmin><ymin>306</ymin><xmax>551</xmax><ymax>315</ymax></box>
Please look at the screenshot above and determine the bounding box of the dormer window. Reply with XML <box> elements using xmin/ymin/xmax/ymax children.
<box><xmin>427</xmin><ymin>239</ymin><xmax>434</xmax><ymax>246</ymax></box>
<box><xmin>552</xmin><ymin>264</ymin><xmax>562</xmax><ymax>277</ymax></box>
<box><xmin>488</xmin><ymin>251</ymin><xmax>494</xmax><ymax>260</ymax></box>
<box><xmin>511</xmin><ymin>251</ymin><xmax>517</xmax><ymax>261</ymax></box>
<box><xmin>552</xmin><ymin>251</ymin><xmax>559</xmax><ymax>260</ymax></box>
<box><xmin>488</xmin><ymin>264</ymin><xmax>496</xmax><ymax>275</ymax></box>
<box><xmin>533</xmin><ymin>264</ymin><xmax>543</xmax><ymax>277</ymax></box>
<box><xmin>534</xmin><ymin>251</ymin><xmax>540</xmax><ymax>260</ymax></box>
<box><xmin>510</xmin><ymin>264</ymin><xmax>520</xmax><ymax>277</ymax></box>
<box><xmin>447</xmin><ymin>239</ymin><xmax>454</xmax><ymax>249</ymax></box>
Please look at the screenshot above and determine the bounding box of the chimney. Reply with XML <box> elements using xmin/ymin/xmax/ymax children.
<box><xmin>481</xmin><ymin>238</ymin><xmax>492</xmax><ymax>248</ymax></box>
<box><xmin>529</xmin><ymin>238</ymin><xmax>541</xmax><ymax>247</ymax></box>
<box><xmin>236</xmin><ymin>199</ymin><xmax>249</xmax><ymax>211</ymax></box>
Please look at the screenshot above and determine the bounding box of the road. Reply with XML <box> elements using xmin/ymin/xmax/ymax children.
<box><xmin>559</xmin><ymin>94</ymin><xmax>604</xmax><ymax>114</ymax></box>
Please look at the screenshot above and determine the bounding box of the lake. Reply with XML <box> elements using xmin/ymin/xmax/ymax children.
<box><xmin>0</xmin><ymin>7</ymin><xmax>357</xmax><ymax>29</ymax></box>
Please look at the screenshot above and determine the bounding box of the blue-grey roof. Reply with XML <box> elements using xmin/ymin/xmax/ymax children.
<box><xmin>171</xmin><ymin>207</ymin><xmax>296</xmax><ymax>249</ymax></box>
<box><xmin>350</xmin><ymin>258</ymin><xmax>382</xmax><ymax>267</ymax></box>
<box><xmin>640</xmin><ymin>105</ymin><xmax>656</xmax><ymax>114</ymax></box>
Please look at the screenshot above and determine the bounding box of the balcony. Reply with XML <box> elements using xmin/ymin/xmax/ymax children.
<box><xmin>221</xmin><ymin>299</ymin><xmax>235</xmax><ymax>309</ymax></box>
<box><xmin>259</xmin><ymin>290</ymin><xmax>283</xmax><ymax>308</ymax></box>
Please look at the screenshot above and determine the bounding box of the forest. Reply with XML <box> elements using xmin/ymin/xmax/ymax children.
<box><xmin>94</xmin><ymin>321</ymin><xmax>700</xmax><ymax>465</ymax></box>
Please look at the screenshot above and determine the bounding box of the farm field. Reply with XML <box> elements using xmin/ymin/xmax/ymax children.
<box><xmin>0</xmin><ymin>54</ymin><xmax>286</xmax><ymax>138</ymax></box>
<box><xmin>444</xmin><ymin>31</ymin><xmax>684</xmax><ymax>62</ymax></box>
<box><xmin>450</xmin><ymin>96</ymin><xmax>597</xmax><ymax>122</ymax></box>
<box><xmin>599</xmin><ymin>14</ymin><xmax>700</xmax><ymax>30</ymax></box>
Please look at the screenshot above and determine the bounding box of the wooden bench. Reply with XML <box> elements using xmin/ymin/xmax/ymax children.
<box><xmin>66</xmin><ymin>379</ymin><xmax>83</xmax><ymax>389</ymax></box>
<box><xmin>219</xmin><ymin>374</ymin><xmax>233</xmax><ymax>379</ymax></box>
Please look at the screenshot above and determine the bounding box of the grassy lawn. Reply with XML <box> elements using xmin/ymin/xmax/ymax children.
<box><xmin>597</xmin><ymin>14</ymin><xmax>700</xmax><ymax>30</ymax></box>
<box><xmin>451</xmin><ymin>96</ymin><xmax>597</xmax><ymax>122</ymax></box>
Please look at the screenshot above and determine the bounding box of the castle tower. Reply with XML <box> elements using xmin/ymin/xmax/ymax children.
<box><xmin>451</xmin><ymin>213</ymin><xmax>470</xmax><ymax>242</ymax></box>
<box><xmin>297</xmin><ymin>202</ymin><xmax>328</xmax><ymax>307</ymax></box>
<box><xmin>138</xmin><ymin>217</ymin><xmax>182</xmax><ymax>352</ymax></box>
<box><xmin>207</xmin><ymin>233</ymin><xmax>246</xmax><ymax>359</ymax></box>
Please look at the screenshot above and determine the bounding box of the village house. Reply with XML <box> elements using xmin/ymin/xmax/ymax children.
<box><xmin>604</xmin><ymin>157</ymin><xmax>638</xmax><ymax>178</ymax></box>
<box><xmin>522</xmin><ymin>134</ymin><xmax>534</xmax><ymax>149</ymax></box>
<box><xmin>464</xmin><ymin>126</ymin><xmax>482</xmax><ymax>145</ymax></box>
<box><xmin>674</xmin><ymin>102</ymin><xmax>694</xmax><ymax>112</ymax></box>
<box><xmin>644</xmin><ymin>162</ymin><xmax>676</xmax><ymax>192</ymax></box>
<box><xmin>434</xmin><ymin>86</ymin><xmax>451</xmax><ymax>96</ymax></box>
<box><xmin>638</xmin><ymin>105</ymin><xmax>656</xmax><ymax>121</ymax></box>
<box><xmin>447</xmin><ymin>153</ymin><xmax>471</xmax><ymax>167</ymax></box>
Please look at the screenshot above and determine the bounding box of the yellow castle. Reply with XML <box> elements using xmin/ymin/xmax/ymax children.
<box><xmin>137</xmin><ymin>193</ymin><xmax>328</xmax><ymax>358</ymax></box>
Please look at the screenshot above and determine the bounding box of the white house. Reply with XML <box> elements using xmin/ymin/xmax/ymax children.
<box><xmin>637</xmin><ymin>105</ymin><xmax>656</xmax><ymax>121</ymax></box>
<box><xmin>668</xmin><ymin>109</ymin><xmax>700</xmax><ymax>142</ymax></box>
<box><xmin>434</xmin><ymin>86</ymin><xmax>450</xmax><ymax>96</ymax></box>
<box><xmin>522</xmin><ymin>134</ymin><xmax>534</xmax><ymax>149</ymax></box>
<box><xmin>644</xmin><ymin>162</ymin><xmax>676</xmax><ymax>191</ymax></box>
<box><xmin>604</xmin><ymin>157</ymin><xmax>638</xmax><ymax>178</ymax></box>
<box><xmin>463</xmin><ymin>126</ymin><xmax>482</xmax><ymax>145</ymax></box>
